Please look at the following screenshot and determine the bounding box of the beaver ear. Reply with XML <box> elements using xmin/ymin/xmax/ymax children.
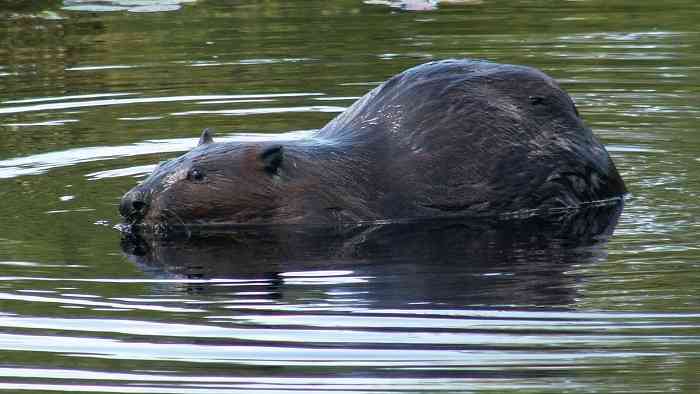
<box><xmin>260</xmin><ymin>145</ymin><xmax>284</xmax><ymax>174</ymax></box>
<box><xmin>198</xmin><ymin>128</ymin><xmax>215</xmax><ymax>146</ymax></box>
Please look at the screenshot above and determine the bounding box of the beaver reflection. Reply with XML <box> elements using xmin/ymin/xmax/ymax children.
<box><xmin>121</xmin><ymin>203</ymin><xmax>622</xmax><ymax>308</ymax></box>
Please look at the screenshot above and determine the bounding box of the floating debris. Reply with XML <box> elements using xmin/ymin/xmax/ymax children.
<box><xmin>364</xmin><ymin>0</ymin><xmax>482</xmax><ymax>11</ymax></box>
<box><xmin>62</xmin><ymin>0</ymin><xmax>196</xmax><ymax>13</ymax></box>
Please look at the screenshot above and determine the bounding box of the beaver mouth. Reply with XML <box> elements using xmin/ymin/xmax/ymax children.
<box><xmin>123</xmin><ymin>206</ymin><xmax>146</xmax><ymax>225</ymax></box>
<box><xmin>120</xmin><ymin>203</ymin><xmax>148</xmax><ymax>226</ymax></box>
<box><xmin>119</xmin><ymin>199</ymin><xmax>194</xmax><ymax>236</ymax></box>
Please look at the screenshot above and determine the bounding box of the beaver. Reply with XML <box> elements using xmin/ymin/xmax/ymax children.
<box><xmin>119</xmin><ymin>59</ymin><xmax>626</xmax><ymax>229</ymax></box>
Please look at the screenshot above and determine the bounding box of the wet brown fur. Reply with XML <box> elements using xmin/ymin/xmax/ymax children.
<box><xmin>120</xmin><ymin>59</ymin><xmax>626</xmax><ymax>227</ymax></box>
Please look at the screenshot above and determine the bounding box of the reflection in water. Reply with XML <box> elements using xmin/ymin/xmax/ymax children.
<box><xmin>122</xmin><ymin>203</ymin><xmax>623</xmax><ymax>308</ymax></box>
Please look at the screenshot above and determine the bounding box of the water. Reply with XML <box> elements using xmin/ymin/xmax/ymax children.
<box><xmin>1</xmin><ymin>0</ymin><xmax>699</xmax><ymax>392</ymax></box>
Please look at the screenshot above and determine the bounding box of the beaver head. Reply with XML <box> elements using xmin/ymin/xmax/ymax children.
<box><xmin>120</xmin><ymin>129</ymin><xmax>287</xmax><ymax>229</ymax></box>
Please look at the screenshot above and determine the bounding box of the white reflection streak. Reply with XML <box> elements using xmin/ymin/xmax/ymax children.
<box><xmin>86</xmin><ymin>165</ymin><xmax>157</xmax><ymax>180</ymax></box>
<box><xmin>66</xmin><ymin>65</ymin><xmax>134</xmax><ymax>71</ymax></box>
<box><xmin>0</xmin><ymin>93</ymin><xmax>324</xmax><ymax>115</ymax></box>
<box><xmin>0</xmin><ymin>332</ymin><xmax>658</xmax><ymax>365</ymax></box>
<box><xmin>171</xmin><ymin>106</ymin><xmax>345</xmax><ymax>116</ymax></box>
<box><xmin>0</xmin><ymin>277</ymin><xmax>266</xmax><ymax>284</ymax></box>
<box><xmin>3</xmin><ymin>119</ymin><xmax>80</xmax><ymax>127</ymax></box>
<box><xmin>0</xmin><ymin>292</ymin><xmax>204</xmax><ymax>313</ymax></box>
<box><xmin>281</xmin><ymin>270</ymin><xmax>355</xmax><ymax>277</ymax></box>
<box><xmin>2</xmin><ymin>92</ymin><xmax>137</xmax><ymax>105</ymax></box>
<box><xmin>0</xmin><ymin>316</ymin><xmax>564</xmax><ymax>345</ymax></box>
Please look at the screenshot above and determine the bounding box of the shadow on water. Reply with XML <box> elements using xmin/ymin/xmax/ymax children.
<box><xmin>122</xmin><ymin>202</ymin><xmax>623</xmax><ymax>309</ymax></box>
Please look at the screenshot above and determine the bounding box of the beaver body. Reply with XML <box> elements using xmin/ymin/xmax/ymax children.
<box><xmin>119</xmin><ymin>59</ymin><xmax>626</xmax><ymax>227</ymax></box>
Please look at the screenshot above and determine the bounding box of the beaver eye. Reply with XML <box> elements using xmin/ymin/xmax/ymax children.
<box><xmin>529</xmin><ymin>96</ymin><xmax>546</xmax><ymax>105</ymax></box>
<box><xmin>187</xmin><ymin>168</ymin><xmax>205</xmax><ymax>182</ymax></box>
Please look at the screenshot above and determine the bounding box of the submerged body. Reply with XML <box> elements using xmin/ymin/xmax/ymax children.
<box><xmin>120</xmin><ymin>59</ymin><xmax>626</xmax><ymax>227</ymax></box>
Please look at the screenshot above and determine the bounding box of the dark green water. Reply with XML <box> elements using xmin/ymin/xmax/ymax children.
<box><xmin>1</xmin><ymin>0</ymin><xmax>699</xmax><ymax>392</ymax></box>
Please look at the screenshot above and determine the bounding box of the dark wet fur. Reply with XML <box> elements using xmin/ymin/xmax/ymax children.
<box><xmin>120</xmin><ymin>59</ymin><xmax>626</xmax><ymax>228</ymax></box>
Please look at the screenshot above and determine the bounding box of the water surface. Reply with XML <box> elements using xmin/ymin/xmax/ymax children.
<box><xmin>1</xmin><ymin>0</ymin><xmax>699</xmax><ymax>393</ymax></box>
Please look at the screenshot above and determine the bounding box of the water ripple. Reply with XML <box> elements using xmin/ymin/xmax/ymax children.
<box><xmin>0</xmin><ymin>93</ymin><xmax>324</xmax><ymax>115</ymax></box>
<box><xmin>0</xmin><ymin>292</ymin><xmax>204</xmax><ymax>313</ymax></box>
<box><xmin>171</xmin><ymin>106</ymin><xmax>345</xmax><ymax>117</ymax></box>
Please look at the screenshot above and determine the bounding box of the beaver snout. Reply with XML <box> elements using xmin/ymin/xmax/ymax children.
<box><xmin>120</xmin><ymin>189</ymin><xmax>150</xmax><ymax>223</ymax></box>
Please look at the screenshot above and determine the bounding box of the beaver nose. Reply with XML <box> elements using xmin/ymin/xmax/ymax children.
<box><xmin>120</xmin><ymin>190</ymin><xmax>149</xmax><ymax>221</ymax></box>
